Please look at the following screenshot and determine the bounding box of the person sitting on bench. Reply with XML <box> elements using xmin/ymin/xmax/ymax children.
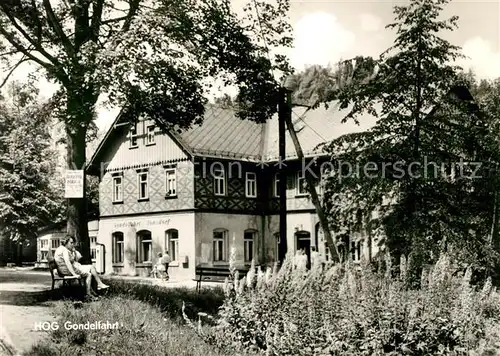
<box><xmin>53</xmin><ymin>235</ymin><xmax>109</xmax><ymax>300</ymax></box>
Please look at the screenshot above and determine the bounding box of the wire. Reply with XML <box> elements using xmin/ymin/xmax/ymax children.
<box><xmin>292</xmin><ymin>109</ymin><xmax>330</xmax><ymax>143</ymax></box>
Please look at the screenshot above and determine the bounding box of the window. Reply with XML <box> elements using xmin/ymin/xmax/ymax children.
<box><xmin>244</xmin><ymin>230</ymin><xmax>256</xmax><ymax>263</ymax></box>
<box><xmin>90</xmin><ymin>236</ymin><xmax>97</xmax><ymax>261</ymax></box>
<box><xmin>112</xmin><ymin>232</ymin><xmax>124</xmax><ymax>263</ymax></box>
<box><xmin>130</xmin><ymin>125</ymin><xmax>138</xmax><ymax>148</ymax></box>
<box><xmin>137</xmin><ymin>230</ymin><xmax>152</xmax><ymax>263</ymax></box>
<box><xmin>245</xmin><ymin>172</ymin><xmax>257</xmax><ymax>198</ymax></box>
<box><xmin>165</xmin><ymin>229</ymin><xmax>179</xmax><ymax>262</ymax></box>
<box><xmin>112</xmin><ymin>175</ymin><xmax>123</xmax><ymax>202</ymax></box>
<box><xmin>137</xmin><ymin>171</ymin><xmax>149</xmax><ymax>200</ymax></box>
<box><xmin>165</xmin><ymin>168</ymin><xmax>177</xmax><ymax>197</ymax></box>
<box><xmin>296</xmin><ymin>170</ymin><xmax>308</xmax><ymax>196</ymax></box>
<box><xmin>274</xmin><ymin>173</ymin><xmax>280</xmax><ymax>197</ymax></box>
<box><xmin>213</xmin><ymin>229</ymin><xmax>228</xmax><ymax>262</ymax></box>
<box><xmin>213</xmin><ymin>166</ymin><xmax>226</xmax><ymax>196</ymax></box>
<box><xmin>146</xmin><ymin>125</ymin><xmax>155</xmax><ymax>145</ymax></box>
<box><xmin>351</xmin><ymin>240</ymin><xmax>363</xmax><ymax>262</ymax></box>
<box><xmin>40</xmin><ymin>239</ymin><xmax>49</xmax><ymax>261</ymax></box>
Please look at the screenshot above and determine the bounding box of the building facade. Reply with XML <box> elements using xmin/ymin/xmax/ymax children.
<box><xmin>87</xmin><ymin>104</ymin><xmax>381</xmax><ymax>279</ymax></box>
<box><xmin>35</xmin><ymin>220</ymin><xmax>99</xmax><ymax>268</ymax></box>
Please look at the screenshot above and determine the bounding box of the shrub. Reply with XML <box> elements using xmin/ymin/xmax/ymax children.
<box><xmin>185</xmin><ymin>251</ymin><xmax>500</xmax><ymax>355</ymax></box>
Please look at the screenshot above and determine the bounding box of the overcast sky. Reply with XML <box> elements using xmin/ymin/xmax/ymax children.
<box><xmin>5</xmin><ymin>0</ymin><xmax>500</xmax><ymax>132</ymax></box>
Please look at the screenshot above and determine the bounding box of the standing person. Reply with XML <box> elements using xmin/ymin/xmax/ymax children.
<box><xmin>310</xmin><ymin>246</ymin><xmax>320</xmax><ymax>269</ymax></box>
<box><xmin>53</xmin><ymin>235</ymin><xmax>109</xmax><ymax>300</ymax></box>
<box><xmin>154</xmin><ymin>252</ymin><xmax>166</xmax><ymax>278</ymax></box>
<box><xmin>160</xmin><ymin>250</ymin><xmax>172</xmax><ymax>281</ymax></box>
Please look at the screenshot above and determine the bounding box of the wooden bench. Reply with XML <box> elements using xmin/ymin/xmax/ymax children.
<box><xmin>194</xmin><ymin>265</ymin><xmax>257</xmax><ymax>292</ymax></box>
<box><xmin>48</xmin><ymin>260</ymin><xmax>83</xmax><ymax>290</ymax></box>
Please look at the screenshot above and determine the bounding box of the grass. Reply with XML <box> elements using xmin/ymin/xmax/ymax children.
<box><xmin>102</xmin><ymin>278</ymin><xmax>225</xmax><ymax>322</ymax></box>
<box><xmin>23</xmin><ymin>280</ymin><xmax>234</xmax><ymax>356</ymax></box>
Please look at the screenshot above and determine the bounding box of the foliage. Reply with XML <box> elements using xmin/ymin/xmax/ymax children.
<box><xmin>0</xmin><ymin>0</ymin><xmax>293</xmax><ymax>254</ymax></box>
<box><xmin>0</xmin><ymin>81</ymin><xmax>65</xmax><ymax>242</ymax></box>
<box><xmin>186</xmin><ymin>252</ymin><xmax>500</xmax><ymax>355</ymax></box>
<box><xmin>320</xmin><ymin>0</ymin><xmax>499</xmax><ymax>272</ymax></box>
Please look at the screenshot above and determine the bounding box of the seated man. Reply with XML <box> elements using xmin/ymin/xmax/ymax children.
<box><xmin>53</xmin><ymin>235</ymin><xmax>109</xmax><ymax>300</ymax></box>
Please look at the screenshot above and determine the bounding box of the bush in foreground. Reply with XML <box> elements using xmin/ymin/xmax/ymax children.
<box><xmin>185</xmin><ymin>253</ymin><xmax>500</xmax><ymax>355</ymax></box>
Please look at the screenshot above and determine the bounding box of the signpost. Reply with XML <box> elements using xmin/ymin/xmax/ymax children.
<box><xmin>64</xmin><ymin>170</ymin><xmax>84</xmax><ymax>198</ymax></box>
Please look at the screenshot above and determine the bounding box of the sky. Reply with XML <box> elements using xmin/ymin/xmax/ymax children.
<box><xmin>5</xmin><ymin>0</ymin><xmax>500</xmax><ymax>133</ymax></box>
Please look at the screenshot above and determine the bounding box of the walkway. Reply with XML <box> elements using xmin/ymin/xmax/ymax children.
<box><xmin>0</xmin><ymin>267</ymin><xmax>221</xmax><ymax>355</ymax></box>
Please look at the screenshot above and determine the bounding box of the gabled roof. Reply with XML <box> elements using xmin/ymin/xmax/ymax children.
<box><xmin>178</xmin><ymin>105</ymin><xmax>264</xmax><ymax>160</ymax></box>
<box><xmin>88</xmin><ymin>85</ymin><xmax>475</xmax><ymax>175</ymax></box>
<box><xmin>86</xmin><ymin>101</ymin><xmax>379</xmax><ymax>175</ymax></box>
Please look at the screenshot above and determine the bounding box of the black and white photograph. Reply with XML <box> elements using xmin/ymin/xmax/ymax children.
<box><xmin>1</xmin><ymin>0</ymin><xmax>500</xmax><ymax>354</ymax></box>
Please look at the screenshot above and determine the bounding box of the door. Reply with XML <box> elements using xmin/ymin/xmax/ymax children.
<box><xmin>295</xmin><ymin>231</ymin><xmax>311</xmax><ymax>269</ymax></box>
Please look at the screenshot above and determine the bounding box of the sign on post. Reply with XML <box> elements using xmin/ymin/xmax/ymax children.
<box><xmin>64</xmin><ymin>170</ymin><xmax>84</xmax><ymax>198</ymax></box>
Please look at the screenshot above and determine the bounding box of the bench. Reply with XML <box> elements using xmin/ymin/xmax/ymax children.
<box><xmin>48</xmin><ymin>260</ymin><xmax>83</xmax><ymax>290</ymax></box>
<box><xmin>194</xmin><ymin>265</ymin><xmax>256</xmax><ymax>292</ymax></box>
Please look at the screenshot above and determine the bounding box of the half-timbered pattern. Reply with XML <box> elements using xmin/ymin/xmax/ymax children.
<box><xmin>87</xmin><ymin>103</ymin><xmax>381</xmax><ymax>279</ymax></box>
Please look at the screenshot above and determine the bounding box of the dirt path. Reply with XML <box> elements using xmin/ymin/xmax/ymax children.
<box><xmin>0</xmin><ymin>269</ymin><xmax>58</xmax><ymax>355</ymax></box>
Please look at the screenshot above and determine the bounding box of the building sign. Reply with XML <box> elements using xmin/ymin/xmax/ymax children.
<box><xmin>113</xmin><ymin>218</ymin><xmax>171</xmax><ymax>229</ymax></box>
<box><xmin>64</xmin><ymin>170</ymin><xmax>84</xmax><ymax>198</ymax></box>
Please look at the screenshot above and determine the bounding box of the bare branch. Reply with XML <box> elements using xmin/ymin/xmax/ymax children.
<box><xmin>0</xmin><ymin>55</ymin><xmax>27</xmax><ymax>89</ymax></box>
<box><xmin>42</xmin><ymin>0</ymin><xmax>74</xmax><ymax>56</ymax></box>
<box><xmin>0</xmin><ymin>26</ymin><xmax>52</xmax><ymax>69</ymax></box>
<box><xmin>0</xmin><ymin>3</ymin><xmax>65</xmax><ymax>68</ymax></box>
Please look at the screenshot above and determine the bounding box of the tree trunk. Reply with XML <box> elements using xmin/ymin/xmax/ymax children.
<box><xmin>283</xmin><ymin>113</ymin><xmax>341</xmax><ymax>263</ymax></box>
<box><xmin>65</xmin><ymin>108</ymin><xmax>90</xmax><ymax>264</ymax></box>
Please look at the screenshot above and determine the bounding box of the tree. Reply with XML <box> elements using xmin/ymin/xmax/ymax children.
<box><xmin>0</xmin><ymin>0</ymin><xmax>292</xmax><ymax>262</ymax></box>
<box><xmin>322</xmin><ymin>0</ymin><xmax>498</xmax><ymax>275</ymax></box>
<box><xmin>0</xmin><ymin>81</ymin><xmax>64</xmax><ymax>252</ymax></box>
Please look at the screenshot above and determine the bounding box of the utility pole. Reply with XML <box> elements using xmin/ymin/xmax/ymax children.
<box><xmin>278</xmin><ymin>86</ymin><xmax>289</xmax><ymax>265</ymax></box>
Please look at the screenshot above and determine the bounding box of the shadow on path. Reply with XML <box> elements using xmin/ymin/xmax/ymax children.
<box><xmin>0</xmin><ymin>288</ymin><xmax>86</xmax><ymax>307</ymax></box>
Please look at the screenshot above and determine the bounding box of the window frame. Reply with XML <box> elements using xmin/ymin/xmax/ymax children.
<box><xmin>245</xmin><ymin>172</ymin><xmax>257</xmax><ymax>198</ymax></box>
<box><xmin>296</xmin><ymin>170</ymin><xmax>308</xmax><ymax>196</ymax></box>
<box><xmin>129</xmin><ymin>125</ymin><xmax>138</xmax><ymax>148</ymax></box>
<box><xmin>112</xmin><ymin>174</ymin><xmax>123</xmax><ymax>203</ymax></box>
<box><xmin>213</xmin><ymin>166</ymin><xmax>226</xmax><ymax>196</ymax></box>
<box><xmin>145</xmin><ymin>124</ymin><xmax>156</xmax><ymax>146</ymax></box>
<box><xmin>137</xmin><ymin>170</ymin><xmax>149</xmax><ymax>201</ymax></box>
<box><xmin>213</xmin><ymin>228</ymin><xmax>228</xmax><ymax>262</ymax></box>
<box><xmin>136</xmin><ymin>230</ymin><xmax>152</xmax><ymax>264</ymax></box>
<box><xmin>165</xmin><ymin>168</ymin><xmax>177</xmax><ymax>197</ymax></box>
<box><xmin>243</xmin><ymin>230</ymin><xmax>256</xmax><ymax>263</ymax></box>
<box><xmin>165</xmin><ymin>229</ymin><xmax>179</xmax><ymax>263</ymax></box>
<box><xmin>274</xmin><ymin>173</ymin><xmax>280</xmax><ymax>198</ymax></box>
<box><xmin>112</xmin><ymin>232</ymin><xmax>124</xmax><ymax>264</ymax></box>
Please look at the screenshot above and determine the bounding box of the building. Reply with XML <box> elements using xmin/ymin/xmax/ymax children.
<box><xmin>35</xmin><ymin>220</ymin><xmax>99</xmax><ymax>268</ymax></box>
<box><xmin>87</xmin><ymin>100</ymin><xmax>381</xmax><ymax>279</ymax></box>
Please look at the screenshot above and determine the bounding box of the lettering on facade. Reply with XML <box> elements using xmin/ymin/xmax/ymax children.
<box><xmin>113</xmin><ymin>218</ymin><xmax>171</xmax><ymax>229</ymax></box>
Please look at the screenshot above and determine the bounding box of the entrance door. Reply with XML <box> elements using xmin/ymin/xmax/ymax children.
<box><xmin>295</xmin><ymin>231</ymin><xmax>311</xmax><ymax>269</ymax></box>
